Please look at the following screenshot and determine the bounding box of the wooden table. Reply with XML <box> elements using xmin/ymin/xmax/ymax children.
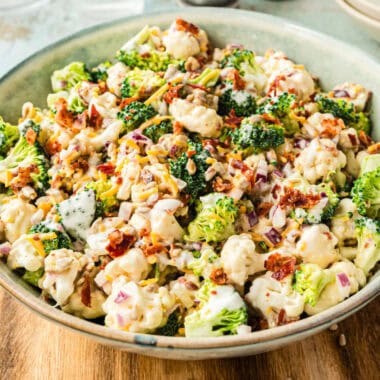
<box><xmin>0</xmin><ymin>288</ymin><xmax>378</xmax><ymax>380</ymax></box>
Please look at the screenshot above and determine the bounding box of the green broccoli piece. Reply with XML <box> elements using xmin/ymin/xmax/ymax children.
<box><xmin>186</xmin><ymin>193</ymin><xmax>238</xmax><ymax>243</ymax></box>
<box><xmin>359</xmin><ymin>154</ymin><xmax>380</xmax><ymax>175</ymax></box>
<box><xmin>188</xmin><ymin>68</ymin><xmax>221</xmax><ymax>88</ymax></box>
<box><xmin>293</xmin><ymin>263</ymin><xmax>334</xmax><ymax>306</ymax></box>
<box><xmin>29</xmin><ymin>221</ymin><xmax>73</xmax><ymax>254</ymax></box>
<box><xmin>315</xmin><ymin>94</ymin><xmax>371</xmax><ymax>134</ymax></box>
<box><xmin>85</xmin><ymin>180</ymin><xmax>119</xmax><ymax>216</ymax></box>
<box><xmin>169</xmin><ymin>140</ymin><xmax>211</xmax><ymax>199</ymax></box>
<box><xmin>22</xmin><ymin>268</ymin><xmax>45</xmax><ymax>288</ymax></box>
<box><xmin>184</xmin><ymin>280</ymin><xmax>248</xmax><ymax>337</ymax></box>
<box><xmin>120</xmin><ymin>68</ymin><xmax>166</xmax><ymax>99</ymax></box>
<box><xmin>47</xmin><ymin>83</ymin><xmax>86</xmax><ymax>114</ymax></box>
<box><xmin>51</xmin><ymin>61</ymin><xmax>90</xmax><ymax>93</ymax></box>
<box><xmin>156</xmin><ymin>310</ymin><xmax>181</xmax><ymax>336</ymax></box>
<box><xmin>351</xmin><ymin>167</ymin><xmax>380</xmax><ymax>219</ymax></box>
<box><xmin>258</xmin><ymin>93</ymin><xmax>300</xmax><ymax>136</ymax></box>
<box><xmin>117</xmin><ymin>101</ymin><xmax>157</xmax><ymax>134</ymax></box>
<box><xmin>0</xmin><ymin>116</ymin><xmax>20</xmax><ymax>157</ymax></box>
<box><xmin>116</xmin><ymin>26</ymin><xmax>183</xmax><ymax>72</ymax></box>
<box><xmin>292</xmin><ymin>183</ymin><xmax>339</xmax><ymax>224</ymax></box>
<box><xmin>90</xmin><ymin>61</ymin><xmax>112</xmax><ymax>82</ymax></box>
<box><xmin>218</xmin><ymin>88</ymin><xmax>256</xmax><ymax>117</ymax></box>
<box><xmin>355</xmin><ymin>217</ymin><xmax>380</xmax><ymax>274</ymax></box>
<box><xmin>221</xmin><ymin>48</ymin><xmax>266</xmax><ymax>92</ymax></box>
<box><xmin>142</xmin><ymin>119</ymin><xmax>173</xmax><ymax>143</ymax></box>
<box><xmin>231</xmin><ymin>118</ymin><xmax>284</xmax><ymax>155</ymax></box>
<box><xmin>188</xmin><ymin>246</ymin><xmax>219</xmax><ymax>277</ymax></box>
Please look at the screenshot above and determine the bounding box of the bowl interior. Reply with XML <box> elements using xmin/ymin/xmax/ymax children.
<box><xmin>0</xmin><ymin>8</ymin><xmax>379</xmax><ymax>354</ymax></box>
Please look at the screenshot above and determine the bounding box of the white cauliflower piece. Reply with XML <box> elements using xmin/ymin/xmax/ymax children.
<box><xmin>169</xmin><ymin>98</ymin><xmax>222</xmax><ymax>138</ymax></box>
<box><xmin>296</xmin><ymin>224</ymin><xmax>338</xmax><ymax>268</ymax></box>
<box><xmin>294</xmin><ymin>138</ymin><xmax>346</xmax><ymax>183</ymax></box>
<box><xmin>0</xmin><ymin>198</ymin><xmax>37</xmax><ymax>243</ymax></box>
<box><xmin>103</xmin><ymin>276</ymin><xmax>175</xmax><ymax>333</ymax></box>
<box><xmin>116</xmin><ymin>161</ymin><xmax>141</xmax><ymax>201</ymax></box>
<box><xmin>169</xmin><ymin>274</ymin><xmax>200</xmax><ymax>309</ymax></box>
<box><xmin>221</xmin><ymin>234</ymin><xmax>268</xmax><ymax>287</ymax></box>
<box><xmin>41</xmin><ymin>249</ymin><xmax>88</xmax><ymax>306</ymax></box>
<box><xmin>7</xmin><ymin>234</ymin><xmax>44</xmax><ymax>272</ymax></box>
<box><xmin>246</xmin><ymin>273</ymin><xmax>305</xmax><ymax>328</ymax></box>
<box><xmin>106</xmin><ymin>62</ymin><xmax>128</xmax><ymax>97</ymax></box>
<box><xmin>338</xmin><ymin>128</ymin><xmax>360</xmax><ymax>152</ymax></box>
<box><xmin>332</xmin><ymin>82</ymin><xmax>370</xmax><ymax>111</ymax></box>
<box><xmin>302</xmin><ymin>112</ymin><xmax>343</xmax><ymax>140</ymax></box>
<box><xmin>305</xmin><ymin>261</ymin><xmax>366</xmax><ymax>315</ymax></box>
<box><xmin>89</xmin><ymin>92</ymin><xmax>119</xmax><ymax>119</ymax></box>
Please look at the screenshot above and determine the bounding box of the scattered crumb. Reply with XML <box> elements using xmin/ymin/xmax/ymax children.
<box><xmin>329</xmin><ymin>323</ymin><xmax>338</xmax><ymax>331</ymax></box>
<box><xmin>339</xmin><ymin>333</ymin><xmax>347</xmax><ymax>347</ymax></box>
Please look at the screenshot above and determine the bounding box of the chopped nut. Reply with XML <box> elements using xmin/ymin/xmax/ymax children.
<box><xmin>186</xmin><ymin>158</ymin><xmax>197</xmax><ymax>175</ymax></box>
<box><xmin>185</xmin><ymin>56</ymin><xmax>200</xmax><ymax>72</ymax></box>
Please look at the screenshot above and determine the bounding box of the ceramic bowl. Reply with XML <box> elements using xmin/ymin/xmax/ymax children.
<box><xmin>347</xmin><ymin>0</ymin><xmax>380</xmax><ymax>21</ymax></box>
<box><xmin>0</xmin><ymin>8</ymin><xmax>379</xmax><ymax>360</ymax></box>
<box><xmin>336</xmin><ymin>0</ymin><xmax>380</xmax><ymax>41</ymax></box>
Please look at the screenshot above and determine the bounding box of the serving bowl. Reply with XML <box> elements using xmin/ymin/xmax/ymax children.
<box><xmin>347</xmin><ymin>0</ymin><xmax>380</xmax><ymax>21</ymax></box>
<box><xmin>0</xmin><ymin>8</ymin><xmax>379</xmax><ymax>360</ymax></box>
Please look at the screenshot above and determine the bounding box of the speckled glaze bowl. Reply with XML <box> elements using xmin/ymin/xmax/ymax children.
<box><xmin>0</xmin><ymin>8</ymin><xmax>379</xmax><ymax>360</ymax></box>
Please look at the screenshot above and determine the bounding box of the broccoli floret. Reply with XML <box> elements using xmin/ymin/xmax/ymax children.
<box><xmin>221</xmin><ymin>48</ymin><xmax>266</xmax><ymax>92</ymax></box>
<box><xmin>231</xmin><ymin>118</ymin><xmax>284</xmax><ymax>155</ymax></box>
<box><xmin>292</xmin><ymin>183</ymin><xmax>339</xmax><ymax>224</ymax></box>
<box><xmin>90</xmin><ymin>61</ymin><xmax>112</xmax><ymax>82</ymax></box>
<box><xmin>293</xmin><ymin>263</ymin><xmax>334</xmax><ymax>306</ymax></box>
<box><xmin>169</xmin><ymin>140</ymin><xmax>211</xmax><ymax>199</ymax></box>
<box><xmin>351</xmin><ymin>167</ymin><xmax>380</xmax><ymax>219</ymax></box>
<box><xmin>218</xmin><ymin>88</ymin><xmax>256</xmax><ymax>117</ymax></box>
<box><xmin>29</xmin><ymin>221</ymin><xmax>73</xmax><ymax>254</ymax></box>
<box><xmin>188</xmin><ymin>68</ymin><xmax>221</xmax><ymax>88</ymax></box>
<box><xmin>51</xmin><ymin>62</ymin><xmax>90</xmax><ymax>93</ymax></box>
<box><xmin>258</xmin><ymin>93</ymin><xmax>300</xmax><ymax>136</ymax></box>
<box><xmin>117</xmin><ymin>101</ymin><xmax>157</xmax><ymax>134</ymax></box>
<box><xmin>186</xmin><ymin>193</ymin><xmax>238</xmax><ymax>243</ymax></box>
<box><xmin>188</xmin><ymin>246</ymin><xmax>219</xmax><ymax>277</ymax></box>
<box><xmin>315</xmin><ymin>95</ymin><xmax>371</xmax><ymax>134</ymax></box>
<box><xmin>355</xmin><ymin>217</ymin><xmax>380</xmax><ymax>274</ymax></box>
<box><xmin>85</xmin><ymin>180</ymin><xmax>119</xmax><ymax>216</ymax></box>
<box><xmin>0</xmin><ymin>131</ymin><xmax>49</xmax><ymax>193</ymax></box>
<box><xmin>22</xmin><ymin>267</ymin><xmax>44</xmax><ymax>288</ymax></box>
<box><xmin>19</xmin><ymin>119</ymin><xmax>40</xmax><ymax>137</ymax></box>
<box><xmin>156</xmin><ymin>310</ymin><xmax>181</xmax><ymax>336</ymax></box>
<box><xmin>120</xmin><ymin>68</ymin><xmax>166</xmax><ymax>99</ymax></box>
<box><xmin>0</xmin><ymin>116</ymin><xmax>19</xmax><ymax>157</ymax></box>
<box><xmin>47</xmin><ymin>83</ymin><xmax>86</xmax><ymax>114</ymax></box>
<box><xmin>184</xmin><ymin>280</ymin><xmax>248</xmax><ymax>337</ymax></box>
<box><xmin>116</xmin><ymin>26</ymin><xmax>183</xmax><ymax>72</ymax></box>
<box><xmin>359</xmin><ymin>154</ymin><xmax>380</xmax><ymax>175</ymax></box>
<box><xmin>142</xmin><ymin>119</ymin><xmax>173</xmax><ymax>143</ymax></box>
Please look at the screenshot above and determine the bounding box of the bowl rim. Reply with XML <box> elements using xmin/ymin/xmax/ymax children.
<box><xmin>0</xmin><ymin>6</ymin><xmax>379</xmax><ymax>350</ymax></box>
<box><xmin>346</xmin><ymin>0</ymin><xmax>380</xmax><ymax>20</ymax></box>
<box><xmin>337</xmin><ymin>0</ymin><xmax>380</xmax><ymax>26</ymax></box>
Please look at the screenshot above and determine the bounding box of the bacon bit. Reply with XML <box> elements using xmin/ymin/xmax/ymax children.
<box><xmin>186</xmin><ymin>149</ymin><xmax>197</xmax><ymax>158</ymax></box>
<box><xmin>54</xmin><ymin>98</ymin><xmax>74</xmax><ymax>129</ymax></box>
<box><xmin>277</xmin><ymin>309</ymin><xmax>286</xmax><ymax>325</ymax></box>
<box><xmin>120</xmin><ymin>97</ymin><xmax>139</xmax><ymax>109</ymax></box>
<box><xmin>323</xmin><ymin>231</ymin><xmax>333</xmax><ymax>240</ymax></box>
<box><xmin>116</xmin><ymin>177</ymin><xmax>123</xmax><ymax>185</ymax></box>
<box><xmin>210</xmin><ymin>268</ymin><xmax>228</xmax><ymax>285</ymax></box>
<box><xmin>265</xmin><ymin>253</ymin><xmax>296</xmax><ymax>281</ymax></box>
<box><xmin>280</xmin><ymin>151</ymin><xmax>296</xmax><ymax>163</ymax></box>
<box><xmin>96</xmin><ymin>162</ymin><xmax>115</xmax><ymax>175</ymax></box>
<box><xmin>72</xmin><ymin>110</ymin><xmax>88</xmax><ymax>132</ymax></box>
<box><xmin>225</xmin><ymin>109</ymin><xmax>244</xmax><ymax>128</ymax></box>
<box><xmin>279</xmin><ymin>187</ymin><xmax>321</xmax><ymax>209</ymax></box>
<box><xmin>320</xmin><ymin>118</ymin><xmax>344</xmax><ymax>138</ymax></box>
<box><xmin>71</xmin><ymin>157</ymin><xmax>89</xmax><ymax>172</ymax></box>
<box><xmin>267</xmin><ymin>75</ymin><xmax>286</xmax><ymax>96</ymax></box>
<box><xmin>173</xmin><ymin>121</ymin><xmax>183</xmax><ymax>135</ymax></box>
<box><xmin>88</xmin><ymin>104</ymin><xmax>103</xmax><ymax>129</ymax></box>
<box><xmin>210</xmin><ymin>290</ymin><xmax>217</xmax><ymax>295</ymax></box>
<box><xmin>256</xmin><ymin>202</ymin><xmax>273</xmax><ymax>217</ymax></box>
<box><xmin>10</xmin><ymin>165</ymin><xmax>39</xmax><ymax>193</ymax></box>
<box><xmin>45</xmin><ymin>139</ymin><xmax>62</xmax><ymax>155</ymax></box>
<box><xmin>359</xmin><ymin>130</ymin><xmax>373</xmax><ymax>147</ymax></box>
<box><xmin>163</xmin><ymin>84</ymin><xmax>184</xmax><ymax>104</ymax></box>
<box><xmin>139</xmin><ymin>228</ymin><xmax>150</xmax><ymax>238</ymax></box>
<box><xmin>226</xmin><ymin>69</ymin><xmax>246</xmax><ymax>91</ymax></box>
<box><xmin>99</xmin><ymin>256</ymin><xmax>112</xmax><ymax>270</ymax></box>
<box><xmin>368</xmin><ymin>142</ymin><xmax>380</xmax><ymax>154</ymax></box>
<box><xmin>186</xmin><ymin>83</ymin><xmax>209</xmax><ymax>92</ymax></box>
<box><xmin>175</xmin><ymin>18</ymin><xmax>199</xmax><ymax>34</ymax></box>
<box><xmin>141</xmin><ymin>244</ymin><xmax>168</xmax><ymax>257</ymax></box>
<box><xmin>261</xmin><ymin>113</ymin><xmax>281</xmax><ymax>124</ymax></box>
<box><xmin>348</xmin><ymin>133</ymin><xmax>359</xmax><ymax>146</ymax></box>
<box><xmin>231</xmin><ymin>159</ymin><xmax>255</xmax><ymax>185</ymax></box>
<box><xmin>25</xmin><ymin>128</ymin><xmax>37</xmax><ymax>145</ymax></box>
<box><xmin>106</xmin><ymin>230</ymin><xmax>136</xmax><ymax>258</ymax></box>
<box><xmin>80</xmin><ymin>274</ymin><xmax>92</xmax><ymax>307</ymax></box>
<box><xmin>212</xmin><ymin>176</ymin><xmax>233</xmax><ymax>192</ymax></box>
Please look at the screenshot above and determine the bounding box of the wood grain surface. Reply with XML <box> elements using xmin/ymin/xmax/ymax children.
<box><xmin>0</xmin><ymin>288</ymin><xmax>378</xmax><ymax>380</ymax></box>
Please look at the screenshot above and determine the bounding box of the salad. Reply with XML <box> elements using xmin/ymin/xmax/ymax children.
<box><xmin>0</xmin><ymin>18</ymin><xmax>378</xmax><ymax>338</ymax></box>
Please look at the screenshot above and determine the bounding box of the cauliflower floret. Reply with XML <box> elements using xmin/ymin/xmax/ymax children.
<box><xmin>338</xmin><ymin>127</ymin><xmax>360</xmax><ymax>152</ymax></box>
<box><xmin>246</xmin><ymin>273</ymin><xmax>305</xmax><ymax>328</ymax></box>
<box><xmin>41</xmin><ymin>249</ymin><xmax>88</xmax><ymax>306</ymax></box>
<box><xmin>169</xmin><ymin>274</ymin><xmax>200</xmax><ymax>309</ymax></box>
<box><xmin>150</xmin><ymin>199</ymin><xmax>184</xmax><ymax>243</ymax></box>
<box><xmin>302</xmin><ymin>112</ymin><xmax>344</xmax><ymax>140</ymax></box>
<box><xmin>116</xmin><ymin>161</ymin><xmax>141</xmax><ymax>201</ymax></box>
<box><xmin>169</xmin><ymin>98</ymin><xmax>222</xmax><ymax>138</ymax></box>
<box><xmin>305</xmin><ymin>261</ymin><xmax>366</xmax><ymax>315</ymax></box>
<box><xmin>103</xmin><ymin>276</ymin><xmax>175</xmax><ymax>333</ymax></box>
<box><xmin>0</xmin><ymin>198</ymin><xmax>37</xmax><ymax>243</ymax></box>
<box><xmin>294</xmin><ymin>138</ymin><xmax>346</xmax><ymax>184</ymax></box>
<box><xmin>89</xmin><ymin>92</ymin><xmax>119</xmax><ymax>119</ymax></box>
<box><xmin>220</xmin><ymin>234</ymin><xmax>268</xmax><ymax>287</ymax></box>
<box><xmin>332</xmin><ymin>82</ymin><xmax>370</xmax><ymax>111</ymax></box>
<box><xmin>95</xmin><ymin>248</ymin><xmax>151</xmax><ymax>294</ymax></box>
<box><xmin>7</xmin><ymin>234</ymin><xmax>44</xmax><ymax>272</ymax></box>
<box><xmin>106</xmin><ymin>62</ymin><xmax>128</xmax><ymax>97</ymax></box>
<box><xmin>296</xmin><ymin>224</ymin><xmax>338</xmax><ymax>268</ymax></box>
<box><xmin>259</xmin><ymin>50</ymin><xmax>295</xmax><ymax>75</ymax></box>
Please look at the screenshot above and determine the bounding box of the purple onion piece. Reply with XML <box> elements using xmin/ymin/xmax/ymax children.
<box><xmin>247</xmin><ymin>210</ymin><xmax>258</xmax><ymax>227</ymax></box>
<box><xmin>273</xmin><ymin>169</ymin><xmax>283</xmax><ymax>178</ymax></box>
<box><xmin>127</xmin><ymin>130</ymin><xmax>151</xmax><ymax>144</ymax></box>
<box><xmin>337</xmin><ymin>273</ymin><xmax>350</xmax><ymax>287</ymax></box>
<box><xmin>114</xmin><ymin>290</ymin><xmax>130</xmax><ymax>304</ymax></box>
<box><xmin>256</xmin><ymin>173</ymin><xmax>268</xmax><ymax>183</ymax></box>
<box><xmin>294</xmin><ymin>138</ymin><xmax>310</xmax><ymax>149</ymax></box>
<box><xmin>0</xmin><ymin>242</ymin><xmax>11</xmax><ymax>257</ymax></box>
<box><xmin>265</xmin><ymin>228</ymin><xmax>282</xmax><ymax>245</ymax></box>
<box><xmin>320</xmin><ymin>192</ymin><xmax>327</xmax><ymax>198</ymax></box>
<box><xmin>333</xmin><ymin>89</ymin><xmax>350</xmax><ymax>98</ymax></box>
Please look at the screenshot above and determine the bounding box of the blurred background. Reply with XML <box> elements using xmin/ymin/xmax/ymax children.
<box><xmin>0</xmin><ymin>0</ymin><xmax>379</xmax><ymax>76</ymax></box>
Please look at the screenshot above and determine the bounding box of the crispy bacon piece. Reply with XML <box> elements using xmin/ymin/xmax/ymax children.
<box><xmin>175</xmin><ymin>18</ymin><xmax>199</xmax><ymax>34</ymax></box>
<box><xmin>224</xmin><ymin>109</ymin><xmax>243</xmax><ymax>129</ymax></box>
<box><xmin>106</xmin><ymin>230</ymin><xmax>136</xmax><ymax>258</ymax></box>
<box><xmin>96</xmin><ymin>162</ymin><xmax>115</xmax><ymax>175</ymax></box>
<box><xmin>71</xmin><ymin>157</ymin><xmax>89</xmax><ymax>172</ymax></box>
<box><xmin>163</xmin><ymin>84</ymin><xmax>184</xmax><ymax>104</ymax></box>
<box><xmin>120</xmin><ymin>97</ymin><xmax>139</xmax><ymax>109</ymax></box>
<box><xmin>256</xmin><ymin>202</ymin><xmax>274</xmax><ymax>217</ymax></box>
<box><xmin>279</xmin><ymin>187</ymin><xmax>321</xmax><ymax>209</ymax></box>
<box><xmin>226</xmin><ymin>69</ymin><xmax>246</xmax><ymax>91</ymax></box>
<box><xmin>359</xmin><ymin>130</ymin><xmax>373</xmax><ymax>147</ymax></box>
<box><xmin>320</xmin><ymin>118</ymin><xmax>344</xmax><ymax>138</ymax></box>
<box><xmin>10</xmin><ymin>164</ymin><xmax>39</xmax><ymax>193</ymax></box>
<box><xmin>25</xmin><ymin>128</ymin><xmax>37</xmax><ymax>145</ymax></box>
<box><xmin>368</xmin><ymin>142</ymin><xmax>380</xmax><ymax>154</ymax></box>
<box><xmin>45</xmin><ymin>139</ymin><xmax>62</xmax><ymax>155</ymax></box>
<box><xmin>230</xmin><ymin>159</ymin><xmax>255</xmax><ymax>186</ymax></box>
<box><xmin>212</xmin><ymin>176</ymin><xmax>233</xmax><ymax>192</ymax></box>
<box><xmin>141</xmin><ymin>244</ymin><xmax>168</xmax><ymax>256</ymax></box>
<box><xmin>80</xmin><ymin>274</ymin><xmax>92</xmax><ymax>307</ymax></box>
<box><xmin>265</xmin><ymin>253</ymin><xmax>296</xmax><ymax>281</ymax></box>
<box><xmin>173</xmin><ymin>121</ymin><xmax>183</xmax><ymax>135</ymax></box>
<box><xmin>267</xmin><ymin>75</ymin><xmax>286</xmax><ymax>96</ymax></box>
<box><xmin>54</xmin><ymin>98</ymin><xmax>74</xmax><ymax>129</ymax></box>
<box><xmin>210</xmin><ymin>268</ymin><xmax>228</xmax><ymax>285</ymax></box>
<box><xmin>88</xmin><ymin>104</ymin><xmax>103</xmax><ymax>129</ymax></box>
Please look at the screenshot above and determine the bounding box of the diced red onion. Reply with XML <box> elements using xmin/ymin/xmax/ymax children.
<box><xmin>247</xmin><ymin>210</ymin><xmax>258</xmax><ymax>227</ymax></box>
<box><xmin>228</xmin><ymin>43</ymin><xmax>244</xmax><ymax>49</ymax></box>
<box><xmin>265</xmin><ymin>228</ymin><xmax>282</xmax><ymax>245</ymax></box>
<box><xmin>337</xmin><ymin>273</ymin><xmax>350</xmax><ymax>287</ymax></box>
<box><xmin>114</xmin><ymin>290</ymin><xmax>130</xmax><ymax>304</ymax></box>
<box><xmin>126</xmin><ymin>130</ymin><xmax>152</xmax><ymax>144</ymax></box>
<box><xmin>116</xmin><ymin>313</ymin><xmax>127</xmax><ymax>327</ymax></box>
<box><xmin>256</xmin><ymin>160</ymin><xmax>268</xmax><ymax>182</ymax></box>
<box><xmin>273</xmin><ymin>169</ymin><xmax>283</xmax><ymax>178</ymax></box>
<box><xmin>333</xmin><ymin>89</ymin><xmax>350</xmax><ymax>98</ymax></box>
<box><xmin>192</xmin><ymin>242</ymin><xmax>202</xmax><ymax>250</ymax></box>
<box><xmin>320</xmin><ymin>192</ymin><xmax>327</xmax><ymax>198</ymax></box>
<box><xmin>294</xmin><ymin>138</ymin><xmax>310</xmax><ymax>149</ymax></box>
<box><xmin>0</xmin><ymin>242</ymin><xmax>11</xmax><ymax>258</ymax></box>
